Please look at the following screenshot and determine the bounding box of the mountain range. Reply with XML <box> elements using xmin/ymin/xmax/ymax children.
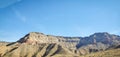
<box><xmin>0</xmin><ymin>32</ymin><xmax>120</xmax><ymax>57</ymax></box>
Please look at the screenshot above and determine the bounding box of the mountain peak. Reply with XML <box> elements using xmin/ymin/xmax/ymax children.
<box><xmin>29</xmin><ymin>32</ymin><xmax>44</xmax><ymax>35</ymax></box>
<box><xmin>93</xmin><ymin>32</ymin><xmax>109</xmax><ymax>35</ymax></box>
<box><xmin>17</xmin><ymin>32</ymin><xmax>58</xmax><ymax>44</ymax></box>
<box><xmin>89</xmin><ymin>32</ymin><xmax>110</xmax><ymax>37</ymax></box>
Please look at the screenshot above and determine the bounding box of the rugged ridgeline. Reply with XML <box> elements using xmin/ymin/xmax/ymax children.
<box><xmin>0</xmin><ymin>32</ymin><xmax>120</xmax><ymax>57</ymax></box>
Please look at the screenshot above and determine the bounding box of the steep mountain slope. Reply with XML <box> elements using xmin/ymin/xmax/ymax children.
<box><xmin>0</xmin><ymin>32</ymin><xmax>80</xmax><ymax>57</ymax></box>
<box><xmin>17</xmin><ymin>32</ymin><xmax>80</xmax><ymax>49</ymax></box>
<box><xmin>0</xmin><ymin>32</ymin><xmax>120</xmax><ymax>57</ymax></box>
<box><xmin>1</xmin><ymin>43</ymin><xmax>78</xmax><ymax>57</ymax></box>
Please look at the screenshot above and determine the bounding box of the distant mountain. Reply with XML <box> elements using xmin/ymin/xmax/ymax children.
<box><xmin>0</xmin><ymin>32</ymin><xmax>120</xmax><ymax>57</ymax></box>
<box><xmin>76</xmin><ymin>32</ymin><xmax>120</xmax><ymax>54</ymax></box>
<box><xmin>0</xmin><ymin>41</ymin><xmax>9</xmax><ymax>46</ymax></box>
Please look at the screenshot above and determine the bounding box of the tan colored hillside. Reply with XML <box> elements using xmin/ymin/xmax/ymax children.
<box><xmin>81</xmin><ymin>48</ymin><xmax>120</xmax><ymax>57</ymax></box>
<box><xmin>0</xmin><ymin>43</ymin><xmax>79</xmax><ymax>57</ymax></box>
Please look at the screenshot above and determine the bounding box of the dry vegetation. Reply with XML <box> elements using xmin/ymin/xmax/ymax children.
<box><xmin>81</xmin><ymin>48</ymin><xmax>120</xmax><ymax>57</ymax></box>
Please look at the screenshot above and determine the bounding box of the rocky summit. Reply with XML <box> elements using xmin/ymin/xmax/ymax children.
<box><xmin>0</xmin><ymin>32</ymin><xmax>120</xmax><ymax>57</ymax></box>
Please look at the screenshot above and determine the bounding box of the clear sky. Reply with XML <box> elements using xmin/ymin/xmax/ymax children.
<box><xmin>0</xmin><ymin>0</ymin><xmax>120</xmax><ymax>42</ymax></box>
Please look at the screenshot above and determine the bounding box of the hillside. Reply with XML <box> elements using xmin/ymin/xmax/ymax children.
<box><xmin>81</xmin><ymin>48</ymin><xmax>120</xmax><ymax>57</ymax></box>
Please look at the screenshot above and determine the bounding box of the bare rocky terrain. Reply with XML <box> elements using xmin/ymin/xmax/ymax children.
<box><xmin>0</xmin><ymin>32</ymin><xmax>120</xmax><ymax>57</ymax></box>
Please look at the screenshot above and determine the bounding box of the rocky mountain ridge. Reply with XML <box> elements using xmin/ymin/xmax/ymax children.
<box><xmin>0</xmin><ymin>32</ymin><xmax>120</xmax><ymax>57</ymax></box>
<box><xmin>17</xmin><ymin>32</ymin><xmax>81</xmax><ymax>49</ymax></box>
<box><xmin>17</xmin><ymin>32</ymin><xmax>120</xmax><ymax>49</ymax></box>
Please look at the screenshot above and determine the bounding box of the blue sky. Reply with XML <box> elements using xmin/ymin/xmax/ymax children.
<box><xmin>0</xmin><ymin>0</ymin><xmax>120</xmax><ymax>42</ymax></box>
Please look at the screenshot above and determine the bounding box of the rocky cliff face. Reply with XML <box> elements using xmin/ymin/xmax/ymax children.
<box><xmin>0</xmin><ymin>32</ymin><xmax>120</xmax><ymax>57</ymax></box>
